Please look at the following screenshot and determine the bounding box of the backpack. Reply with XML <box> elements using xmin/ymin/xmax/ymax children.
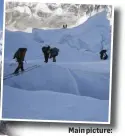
<box><xmin>50</xmin><ymin>48</ymin><xmax>59</xmax><ymax>56</ymax></box>
<box><xmin>13</xmin><ymin>48</ymin><xmax>27</xmax><ymax>61</ymax></box>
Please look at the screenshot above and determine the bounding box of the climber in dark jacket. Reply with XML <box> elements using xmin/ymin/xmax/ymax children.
<box><xmin>49</xmin><ymin>47</ymin><xmax>59</xmax><ymax>62</ymax></box>
<box><xmin>100</xmin><ymin>49</ymin><xmax>108</xmax><ymax>60</ymax></box>
<box><xmin>13</xmin><ymin>48</ymin><xmax>27</xmax><ymax>74</ymax></box>
<box><xmin>42</xmin><ymin>46</ymin><xmax>51</xmax><ymax>63</ymax></box>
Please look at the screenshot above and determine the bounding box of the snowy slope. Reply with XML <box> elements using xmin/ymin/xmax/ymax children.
<box><xmin>4</xmin><ymin>62</ymin><xmax>109</xmax><ymax>100</ymax></box>
<box><xmin>4</xmin><ymin>11</ymin><xmax>111</xmax><ymax>62</ymax></box>
<box><xmin>3</xmin><ymin>85</ymin><xmax>109</xmax><ymax>122</ymax></box>
<box><xmin>2</xmin><ymin>11</ymin><xmax>112</xmax><ymax>122</ymax></box>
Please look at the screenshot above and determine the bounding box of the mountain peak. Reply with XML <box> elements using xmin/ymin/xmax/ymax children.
<box><xmin>6</xmin><ymin>3</ymin><xmax>112</xmax><ymax>31</ymax></box>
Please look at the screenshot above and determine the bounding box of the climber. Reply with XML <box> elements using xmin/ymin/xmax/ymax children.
<box><xmin>100</xmin><ymin>49</ymin><xmax>108</xmax><ymax>60</ymax></box>
<box><xmin>49</xmin><ymin>47</ymin><xmax>59</xmax><ymax>62</ymax></box>
<box><xmin>13</xmin><ymin>48</ymin><xmax>27</xmax><ymax>74</ymax></box>
<box><xmin>63</xmin><ymin>24</ymin><xmax>67</xmax><ymax>29</ymax></box>
<box><xmin>42</xmin><ymin>45</ymin><xmax>51</xmax><ymax>63</ymax></box>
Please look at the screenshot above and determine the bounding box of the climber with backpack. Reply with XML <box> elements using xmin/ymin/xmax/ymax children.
<box><xmin>100</xmin><ymin>49</ymin><xmax>108</xmax><ymax>60</ymax></box>
<box><xmin>49</xmin><ymin>47</ymin><xmax>59</xmax><ymax>62</ymax></box>
<box><xmin>13</xmin><ymin>48</ymin><xmax>27</xmax><ymax>74</ymax></box>
<box><xmin>42</xmin><ymin>45</ymin><xmax>51</xmax><ymax>63</ymax></box>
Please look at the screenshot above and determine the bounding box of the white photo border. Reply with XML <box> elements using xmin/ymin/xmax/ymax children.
<box><xmin>0</xmin><ymin>0</ymin><xmax>114</xmax><ymax>124</ymax></box>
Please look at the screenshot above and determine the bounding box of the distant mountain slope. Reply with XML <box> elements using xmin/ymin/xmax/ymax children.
<box><xmin>6</xmin><ymin>3</ymin><xmax>112</xmax><ymax>30</ymax></box>
<box><xmin>4</xmin><ymin>11</ymin><xmax>111</xmax><ymax>62</ymax></box>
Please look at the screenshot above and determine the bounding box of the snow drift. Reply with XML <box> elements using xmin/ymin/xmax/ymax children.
<box><xmin>3</xmin><ymin>85</ymin><xmax>109</xmax><ymax>122</ymax></box>
<box><xmin>4</xmin><ymin>62</ymin><xmax>109</xmax><ymax>100</ymax></box>
<box><xmin>4</xmin><ymin>64</ymin><xmax>80</xmax><ymax>95</ymax></box>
